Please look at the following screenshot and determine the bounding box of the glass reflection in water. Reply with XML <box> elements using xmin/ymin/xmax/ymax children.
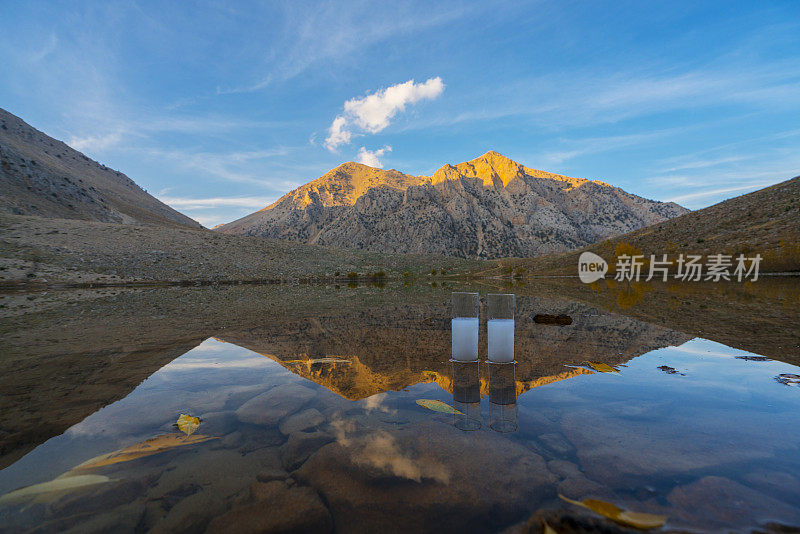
<box><xmin>451</xmin><ymin>360</ymin><xmax>481</xmax><ymax>431</ymax></box>
<box><xmin>488</xmin><ymin>361</ymin><xmax>518</xmax><ymax>433</ymax></box>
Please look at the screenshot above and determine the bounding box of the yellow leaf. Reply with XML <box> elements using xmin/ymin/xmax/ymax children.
<box><xmin>176</xmin><ymin>413</ymin><xmax>201</xmax><ymax>436</ymax></box>
<box><xmin>559</xmin><ymin>494</ymin><xmax>667</xmax><ymax>529</ymax></box>
<box><xmin>0</xmin><ymin>474</ymin><xmax>111</xmax><ymax>504</ymax></box>
<box><xmin>586</xmin><ymin>362</ymin><xmax>619</xmax><ymax>373</ymax></box>
<box><xmin>73</xmin><ymin>434</ymin><xmax>217</xmax><ymax>471</ymax></box>
<box><xmin>416</xmin><ymin>399</ymin><xmax>463</xmax><ymax>414</ymax></box>
<box><xmin>543</xmin><ymin>521</ymin><xmax>558</xmax><ymax>534</ymax></box>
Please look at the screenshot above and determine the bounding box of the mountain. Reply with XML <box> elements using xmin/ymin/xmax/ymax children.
<box><xmin>216</xmin><ymin>151</ymin><xmax>687</xmax><ymax>258</ymax></box>
<box><xmin>506</xmin><ymin>175</ymin><xmax>800</xmax><ymax>274</ymax></box>
<box><xmin>0</xmin><ymin>108</ymin><xmax>201</xmax><ymax>228</ymax></box>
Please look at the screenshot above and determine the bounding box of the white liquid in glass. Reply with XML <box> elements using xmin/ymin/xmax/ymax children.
<box><xmin>451</xmin><ymin>317</ymin><xmax>479</xmax><ymax>361</ymax></box>
<box><xmin>488</xmin><ymin>319</ymin><xmax>514</xmax><ymax>362</ymax></box>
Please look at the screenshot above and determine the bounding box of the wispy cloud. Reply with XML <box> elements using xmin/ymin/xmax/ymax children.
<box><xmin>64</xmin><ymin>115</ymin><xmax>289</xmax><ymax>155</ymax></box>
<box><xmin>29</xmin><ymin>33</ymin><xmax>58</xmax><ymax>62</ymax></box>
<box><xmin>647</xmin><ymin>129</ymin><xmax>800</xmax><ymax>207</ymax></box>
<box><xmin>67</xmin><ymin>132</ymin><xmax>123</xmax><ymax>152</ymax></box>
<box><xmin>218</xmin><ymin>3</ymin><xmax>474</xmax><ymax>93</ymax></box>
<box><xmin>668</xmin><ymin>182</ymin><xmax>777</xmax><ymax>204</ymax></box>
<box><xmin>357</xmin><ymin>145</ymin><xmax>392</xmax><ymax>168</ymax></box>
<box><xmin>324</xmin><ymin>77</ymin><xmax>444</xmax><ymax>151</ymax></box>
<box><xmin>663</xmin><ymin>156</ymin><xmax>750</xmax><ymax>173</ymax></box>
<box><xmin>142</xmin><ymin>147</ymin><xmax>293</xmax><ymax>186</ymax></box>
<box><xmin>412</xmin><ymin>55</ymin><xmax>800</xmax><ymax>132</ymax></box>
<box><xmin>157</xmin><ymin>195</ymin><xmax>278</xmax><ymax>209</ymax></box>
<box><xmin>532</xmin><ymin>129</ymin><xmax>684</xmax><ymax>167</ymax></box>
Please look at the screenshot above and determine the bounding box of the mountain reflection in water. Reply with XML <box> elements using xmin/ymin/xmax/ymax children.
<box><xmin>0</xmin><ymin>280</ymin><xmax>799</xmax><ymax>532</ymax></box>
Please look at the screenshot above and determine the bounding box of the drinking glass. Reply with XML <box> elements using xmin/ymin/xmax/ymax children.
<box><xmin>487</xmin><ymin>293</ymin><xmax>514</xmax><ymax>363</ymax></box>
<box><xmin>451</xmin><ymin>292</ymin><xmax>479</xmax><ymax>362</ymax></box>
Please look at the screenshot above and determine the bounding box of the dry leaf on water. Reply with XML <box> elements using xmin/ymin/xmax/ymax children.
<box><xmin>176</xmin><ymin>413</ymin><xmax>201</xmax><ymax>436</ymax></box>
<box><xmin>559</xmin><ymin>494</ymin><xmax>667</xmax><ymax>529</ymax></box>
<box><xmin>586</xmin><ymin>362</ymin><xmax>620</xmax><ymax>374</ymax></box>
<box><xmin>416</xmin><ymin>399</ymin><xmax>463</xmax><ymax>414</ymax></box>
<box><xmin>73</xmin><ymin>434</ymin><xmax>217</xmax><ymax>471</ymax></box>
<box><xmin>0</xmin><ymin>474</ymin><xmax>111</xmax><ymax>505</ymax></box>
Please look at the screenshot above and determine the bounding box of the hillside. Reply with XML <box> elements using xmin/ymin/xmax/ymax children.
<box><xmin>216</xmin><ymin>151</ymin><xmax>687</xmax><ymax>259</ymax></box>
<box><xmin>0</xmin><ymin>212</ymin><xmax>480</xmax><ymax>287</ymax></box>
<box><xmin>0</xmin><ymin>108</ymin><xmax>200</xmax><ymax>228</ymax></box>
<box><xmin>502</xmin><ymin>175</ymin><xmax>800</xmax><ymax>274</ymax></box>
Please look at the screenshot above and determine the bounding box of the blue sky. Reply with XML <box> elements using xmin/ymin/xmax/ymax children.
<box><xmin>2</xmin><ymin>1</ymin><xmax>799</xmax><ymax>227</ymax></box>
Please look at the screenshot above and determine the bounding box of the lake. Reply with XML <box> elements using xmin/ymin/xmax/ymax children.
<box><xmin>1</xmin><ymin>278</ymin><xmax>799</xmax><ymax>533</ymax></box>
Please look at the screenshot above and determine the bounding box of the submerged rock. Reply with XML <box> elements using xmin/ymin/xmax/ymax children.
<box><xmin>235</xmin><ymin>384</ymin><xmax>315</xmax><ymax>426</ymax></box>
<box><xmin>506</xmin><ymin>507</ymin><xmax>638</xmax><ymax>534</ymax></box>
<box><xmin>560</xmin><ymin>409</ymin><xmax>781</xmax><ymax>486</ymax></box>
<box><xmin>279</xmin><ymin>408</ymin><xmax>324</xmax><ymax>435</ymax></box>
<box><xmin>280</xmin><ymin>430</ymin><xmax>335</xmax><ymax>472</ymax></box>
<box><xmin>667</xmin><ymin>476</ymin><xmax>800</xmax><ymax>529</ymax></box>
<box><xmin>537</xmin><ymin>432</ymin><xmax>574</xmax><ymax>456</ymax></box>
<box><xmin>547</xmin><ymin>459</ymin><xmax>582</xmax><ymax>480</ymax></box>
<box><xmin>205</xmin><ymin>480</ymin><xmax>332</xmax><ymax>534</ymax></box>
<box><xmin>294</xmin><ymin>421</ymin><xmax>556</xmax><ymax>533</ymax></box>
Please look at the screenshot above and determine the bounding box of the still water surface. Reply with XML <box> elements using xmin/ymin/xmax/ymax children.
<box><xmin>1</xmin><ymin>281</ymin><xmax>799</xmax><ymax>532</ymax></box>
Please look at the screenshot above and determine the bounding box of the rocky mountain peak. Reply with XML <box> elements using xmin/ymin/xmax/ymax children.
<box><xmin>217</xmin><ymin>151</ymin><xmax>689</xmax><ymax>259</ymax></box>
<box><xmin>267</xmin><ymin>161</ymin><xmax>424</xmax><ymax>211</ymax></box>
<box><xmin>432</xmin><ymin>150</ymin><xmax>528</xmax><ymax>187</ymax></box>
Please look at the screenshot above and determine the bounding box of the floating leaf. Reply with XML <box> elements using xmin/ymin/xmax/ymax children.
<box><xmin>416</xmin><ymin>399</ymin><xmax>463</xmax><ymax>414</ymax></box>
<box><xmin>586</xmin><ymin>362</ymin><xmax>619</xmax><ymax>374</ymax></box>
<box><xmin>74</xmin><ymin>434</ymin><xmax>217</xmax><ymax>471</ymax></box>
<box><xmin>0</xmin><ymin>474</ymin><xmax>111</xmax><ymax>504</ymax></box>
<box><xmin>559</xmin><ymin>494</ymin><xmax>667</xmax><ymax>529</ymax></box>
<box><xmin>176</xmin><ymin>414</ymin><xmax>201</xmax><ymax>436</ymax></box>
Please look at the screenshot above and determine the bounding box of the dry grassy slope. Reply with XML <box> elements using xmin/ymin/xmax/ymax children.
<box><xmin>0</xmin><ymin>108</ymin><xmax>200</xmax><ymax>229</ymax></box>
<box><xmin>0</xmin><ymin>213</ymin><xmax>481</xmax><ymax>286</ymax></box>
<box><xmin>502</xmin><ymin>176</ymin><xmax>800</xmax><ymax>274</ymax></box>
<box><xmin>217</xmin><ymin>151</ymin><xmax>687</xmax><ymax>259</ymax></box>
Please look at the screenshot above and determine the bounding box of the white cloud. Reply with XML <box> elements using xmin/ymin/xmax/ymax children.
<box><xmin>325</xmin><ymin>116</ymin><xmax>351</xmax><ymax>150</ymax></box>
<box><xmin>324</xmin><ymin>77</ymin><xmax>444</xmax><ymax>151</ymax></box>
<box><xmin>357</xmin><ymin>145</ymin><xmax>392</xmax><ymax>168</ymax></box>
<box><xmin>67</xmin><ymin>132</ymin><xmax>123</xmax><ymax>152</ymax></box>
